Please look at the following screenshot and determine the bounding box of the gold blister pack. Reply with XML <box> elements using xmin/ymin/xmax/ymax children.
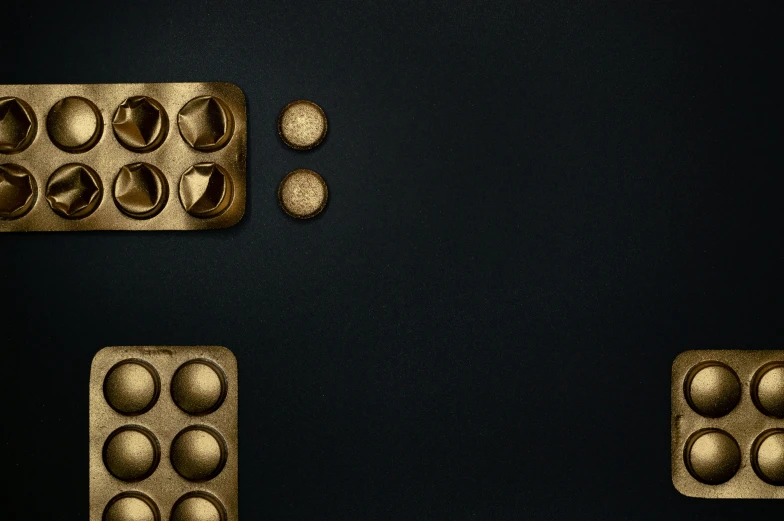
<box><xmin>672</xmin><ymin>350</ymin><xmax>784</xmax><ymax>498</ymax></box>
<box><xmin>90</xmin><ymin>346</ymin><xmax>238</xmax><ymax>520</ymax></box>
<box><xmin>0</xmin><ymin>83</ymin><xmax>246</xmax><ymax>231</ymax></box>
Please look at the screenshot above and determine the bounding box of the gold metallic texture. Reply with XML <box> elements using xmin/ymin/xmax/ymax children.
<box><xmin>103</xmin><ymin>426</ymin><xmax>161</xmax><ymax>482</ymax></box>
<box><xmin>752</xmin><ymin>362</ymin><xmax>784</xmax><ymax>418</ymax></box>
<box><xmin>684</xmin><ymin>361</ymin><xmax>741</xmax><ymax>418</ymax></box>
<box><xmin>0</xmin><ymin>96</ymin><xmax>36</xmax><ymax>153</ymax></box>
<box><xmin>46</xmin><ymin>96</ymin><xmax>102</xmax><ymax>152</ymax></box>
<box><xmin>90</xmin><ymin>346</ymin><xmax>238</xmax><ymax>521</ymax></box>
<box><xmin>0</xmin><ymin>83</ymin><xmax>246</xmax><ymax>231</ymax></box>
<box><xmin>0</xmin><ymin>163</ymin><xmax>36</xmax><ymax>219</ymax></box>
<box><xmin>45</xmin><ymin>163</ymin><xmax>102</xmax><ymax>219</ymax></box>
<box><xmin>113</xmin><ymin>96</ymin><xmax>168</xmax><ymax>152</ymax></box>
<box><xmin>171</xmin><ymin>360</ymin><xmax>227</xmax><ymax>415</ymax></box>
<box><xmin>170</xmin><ymin>492</ymin><xmax>226</xmax><ymax>521</ymax></box>
<box><xmin>170</xmin><ymin>426</ymin><xmax>228</xmax><ymax>482</ymax></box>
<box><xmin>178</xmin><ymin>96</ymin><xmax>234</xmax><ymax>151</ymax></box>
<box><xmin>277</xmin><ymin>99</ymin><xmax>327</xmax><ymax>150</ymax></box>
<box><xmin>672</xmin><ymin>350</ymin><xmax>784</xmax><ymax>498</ymax></box>
<box><xmin>683</xmin><ymin>429</ymin><xmax>741</xmax><ymax>485</ymax></box>
<box><xmin>179</xmin><ymin>163</ymin><xmax>233</xmax><ymax>218</ymax></box>
<box><xmin>752</xmin><ymin>429</ymin><xmax>784</xmax><ymax>485</ymax></box>
<box><xmin>103</xmin><ymin>492</ymin><xmax>160</xmax><ymax>521</ymax></box>
<box><xmin>278</xmin><ymin>168</ymin><xmax>328</xmax><ymax>219</ymax></box>
<box><xmin>114</xmin><ymin>163</ymin><xmax>169</xmax><ymax>219</ymax></box>
<box><xmin>104</xmin><ymin>359</ymin><xmax>161</xmax><ymax>415</ymax></box>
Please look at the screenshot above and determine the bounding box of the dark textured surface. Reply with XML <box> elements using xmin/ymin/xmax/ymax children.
<box><xmin>0</xmin><ymin>1</ymin><xmax>779</xmax><ymax>519</ymax></box>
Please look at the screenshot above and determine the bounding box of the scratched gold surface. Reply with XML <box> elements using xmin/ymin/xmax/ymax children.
<box><xmin>0</xmin><ymin>83</ymin><xmax>246</xmax><ymax>231</ymax></box>
<box><xmin>90</xmin><ymin>346</ymin><xmax>238</xmax><ymax>521</ymax></box>
<box><xmin>672</xmin><ymin>350</ymin><xmax>784</xmax><ymax>498</ymax></box>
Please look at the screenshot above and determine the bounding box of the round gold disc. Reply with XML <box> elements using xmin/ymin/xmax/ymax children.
<box><xmin>103</xmin><ymin>426</ymin><xmax>161</xmax><ymax>482</ymax></box>
<box><xmin>752</xmin><ymin>429</ymin><xmax>784</xmax><ymax>485</ymax></box>
<box><xmin>46</xmin><ymin>96</ymin><xmax>103</xmax><ymax>152</ymax></box>
<box><xmin>112</xmin><ymin>96</ymin><xmax>168</xmax><ymax>152</ymax></box>
<box><xmin>0</xmin><ymin>163</ymin><xmax>37</xmax><ymax>219</ymax></box>
<box><xmin>103</xmin><ymin>492</ymin><xmax>160</xmax><ymax>521</ymax></box>
<box><xmin>684</xmin><ymin>361</ymin><xmax>741</xmax><ymax>418</ymax></box>
<box><xmin>170</xmin><ymin>493</ymin><xmax>226</xmax><ymax>521</ymax></box>
<box><xmin>683</xmin><ymin>428</ymin><xmax>741</xmax><ymax>485</ymax></box>
<box><xmin>113</xmin><ymin>163</ymin><xmax>169</xmax><ymax>219</ymax></box>
<box><xmin>45</xmin><ymin>163</ymin><xmax>103</xmax><ymax>219</ymax></box>
<box><xmin>178</xmin><ymin>96</ymin><xmax>234</xmax><ymax>151</ymax></box>
<box><xmin>0</xmin><ymin>96</ymin><xmax>37</xmax><ymax>154</ymax></box>
<box><xmin>171</xmin><ymin>359</ymin><xmax>227</xmax><ymax>415</ymax></box>
<box><xmin>752</xmin><ymin>362</ymin><xmax>784</xmax><ymax>418</ymax></box>
<box><xmin>103</xmin><ymin>359</ymin><xmax>160</xmax><ymax>415</ymax></box>
<box><xmin>277</xmin><ymin>100</ymin><xmax>327</xmax><ymax>150</ymax></box>
<box><xmin>278</xmin><ymin>169</ymin><xmax>328</xmax><ymax>219</ymax></box>
<box><xmin>170</xmin><ymin>426</ymin><xmax>227</xmax><ymax>481</ymax></box>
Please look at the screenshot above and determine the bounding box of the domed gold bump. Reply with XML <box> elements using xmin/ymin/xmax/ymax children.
<box><xmin>113</xmin><ymin>163</ymin><xmax>169</xmax><ymax>219</ymax></box>
<box><xmin>103</xmin><ymin>492</ymin><xmax>160</xmax><ymax>521</ymax></box>
<box><xmin>103</xmin><ymin>426</ymin><xmax>160</xmax><ymax>482</ymax></box>
<box><xmin>170</xmin><ymin>426</ymin><xmax>227</xmax><ymax>481</ymax></box>
<box><xmin>45</xmin><ymin>163</ymin><xmax>102</xmax><ymax>219</ymax></box>
<box><xmin>112</xmin><ymin>96</ymin><xmax>168</xmax><ymax>152</ymax></box>
<box><xmin>752</xmin><ymin>429</ymin><xmax>784</xmax><ymax>485</ymax></box>
<box><xmin>171</xmin><ymin>359</ymin><xmax>227</xmax><ymax>415</ymax></box>
<box><xmin>46</xmin><ymin>96</ymin><xmax>102</xmax><ymax>152</ymax></box>
<box><xmin>178</xmin><ymin>96</ymin><xmax>234</xmax><ymax>151</ymax></box>
<box><xmin>103</xmin><ymin>359</ymin><xmax>160</xmax><ymax>415</ymax></box>
<box><xmin>0</xmin><ymin>96</ymin><xmax>37</xmax><ymax>154</ymax></box>
<box><xmin>170</xmin><ymin>492</ymin><xmax>226</xmax><ymax>521</ymax></box>
<box><xmin>0</xmin><ymin>164</ymin><xmax>36</xmax><ymax>219</ymax></box>
<box><xmin>752</xmin><ymin>362</ymin><xmax>784</xmax><ymax>418</ymax></box>
<box><xmin>278</xmin><ymin>169</ymin><xmax>328</xmax><ymax>219</ymax></box>
<box><xmin>684</xmin><ymin>361</ymin><xmax>741</xmax><ymax>418</ymax></box>
<box><xmin>278</xmin><ymin>100</ymin><xmax>327</xmax><ymax>150</ymax></box>
<box><xmin>178</xmin><ymin>162</ymin><xmax>233</xmax><ymax>218</ymax></box>
<box><xmin>683</xmin><ymin>428</ymin><xmax>741</xmax><ymax>485</ymax></box>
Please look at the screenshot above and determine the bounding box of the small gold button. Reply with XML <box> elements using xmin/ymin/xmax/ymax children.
<box><xmin>45</xmin><ymin>163</ymin><xmax>103</xmax><ymax>219</ymax></box>
<box><xmin>752</xmin><ymin>362</ymin><xmax>784</xmax><ymax>418</ymax></box>
<box><xmin>278</xmin><ymin>100</ymin><xmax>327</xmax><ymax>150</ymax></box>
<box><xmin>0</xmin><ymin>97</ymin><xmax>37</xmax><ymax>154</ymax></box>
<box><xmin>752</xmin><ymin>429</ymin><xmax>784</xmax><ymax>485</ymax></box>
<box><xmin>103</xmin><ymin>359</ymin><xmax>161</xmax><ymax>415</ymax></box>
<box><xmin>171</xmin><ymin>359</ymin><xmax>227</xmax><ymax>415</ymax></box>
<box><xmin>103</xmin><ymin>493</ymin><xmax>160</xmax><ymax>521</ymax></box>
<box><xmin>684</xmin><ymin>361</ymin><xmax>741</xmax><ymax>418</ymax></box>
<box><xmin>179</xmin><ymin>163</ymin><xmax>233</xmax><ymax>218</ymax></box>
<box><xmin>170</xmin><ymin>493</ymin><xmax>226</xmax><ymax>521</ymax></box>
<box><xmin>178</xmin><ymin>96</ymin><xmax>234</xmax><ymax>151</ymax></box>
<box><xmin>170</xmin><ymin>426</ymin><xmax>227</xmax><ymax>481</ymax></box>
<box><xmin>113</xmin><ymin>96</ymin><xmax>169</xmax><ymax>152</ymax></box>
<box><xmin>46</xmin><ymin>96</ymin><xmax>103</xmax><ymax>152</ymax></box>
<box><xmin>683</xmin><ymin>428</ymin><xmax>741</xmax><ymax>485</ymax></box>
<box><xmin>103</xmin><ymin>426</ymin><xmax>161</xmax><ymax>482</ymax></box>
<box><xmin>0</xmin><ymin>164</ymin><xmax>37</xmax><ymax>219</ymax></box>
<box><xmin>113</xmin><ymin>163</ymin><xmax>169</xmax><ymax>219</ymax></box>
<box><xmin>278</xmin><ymin>168</ymin><xmax>328</xmax><ymax>219</ymax></box>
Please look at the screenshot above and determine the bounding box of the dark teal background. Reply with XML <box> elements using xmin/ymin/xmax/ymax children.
<box><xmin>1</xmin><ymin>1</ymin><xmax>779</xmax><ymax>519</ymax></box>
